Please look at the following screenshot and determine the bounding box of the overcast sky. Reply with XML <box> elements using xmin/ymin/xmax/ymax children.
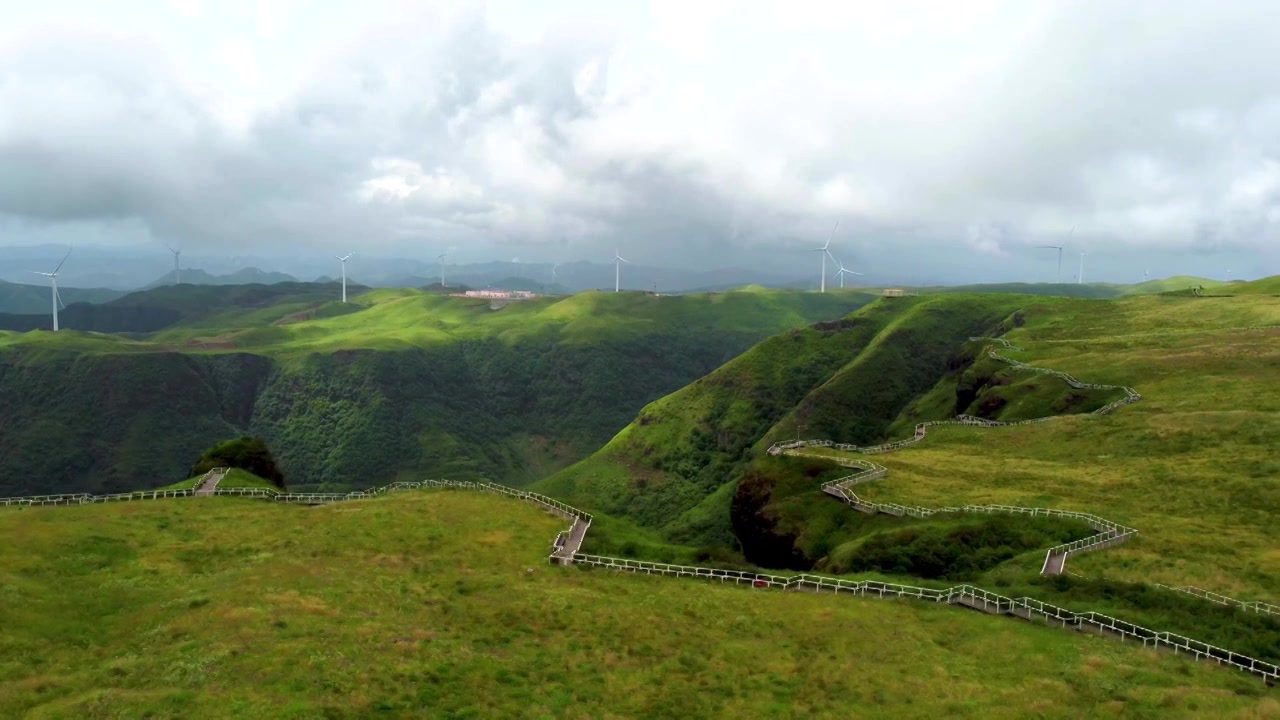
<box><xmin>1</xmin><ymin>0</ymin><xmax>1278</xmax><ymax>282</ymax></box>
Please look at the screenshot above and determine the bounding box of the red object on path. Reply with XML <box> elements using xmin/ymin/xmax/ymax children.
<box><xmin>753</xmin><ymin>579</ymin><xmax>768</xmax><ymax>588</ymax></box>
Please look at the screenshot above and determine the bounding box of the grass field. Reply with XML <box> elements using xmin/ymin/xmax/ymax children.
<box><xmin>815</xmin><ymin>293</ymin><xmax>1280</xmax><ymax>599</ymax></box>
<box><xmin>0</xmin><ymin>490</ymin><xmax>1273</xmax><ymax>718</ymax></box>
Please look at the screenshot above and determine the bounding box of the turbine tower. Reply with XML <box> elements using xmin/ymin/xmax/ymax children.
<box><xmin>816</xmin><ymin>221</ymin><xmax>838</xmax><ymax>293</ymax></box>
<box><xmin>336</xmin><ymin>253</ymin><xmax>353</xmax><ymax>303</ymax></box>
<box><xmin>613</xmin><ymin>249</ymin><xmax>629</xmax><ymax>292</ymax></box>
<box><xmin>167</xmin><ymin>245</ymin><xmax>182</xmax><ymax>285</ymax></box>
<box><xmin>30</xmin><ymin>249</ymin><xmax>72</xmax><ymax>332</ymax></box>
<box><xmin>1078</xmin><ymin>251</ymin><xmax>1087</xmax><ymax>284</ymax></box>
<box><xmin>1038</xmin><ymin>245</ymin><xmax>1063</xmax><ymax>283</ymax></box>
<box><xmin>438</xmin><ymin>250</ymin><xmax>449</xmax><ymax>288</ymax></box>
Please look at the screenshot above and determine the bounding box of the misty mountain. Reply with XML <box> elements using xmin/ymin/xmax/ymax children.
<box><xmin>0</xmin><ymin>278</ymin><xmax>127</xmax><ymax>315</ymax></box>
<box><xmin>143</xmin><ymin>267</ymin><xmax>299</xmax><ymax>289</ymax></box>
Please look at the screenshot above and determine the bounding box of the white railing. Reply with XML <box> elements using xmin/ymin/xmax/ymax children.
<box><xmin>568</xmin><ymin>558</ymin><xmax>1279</xmax><ymax>682</ymax></box>
<box><xmin>0</xmin><ymin>467</ymin><xmax>226</xmax><ymax>507</ymax></box>
<box><xmin>1</xmin><ymin>469</ymin><xmax>1273</xmax><ymax>683</ymax></box>
<box><xmin>3</xmin><ymin>330</ymin><xmax>1275</xmax><ymax>683</ymax></box>
<box><xmin>767</xmin><ymin>335</ymin><xmax>1145</xmax><ymax>575</ymax></box>
<box><xmin>1155</xmin><ymin>584</ymin><xmax>1280</xmax><ymax>617</ymax></box>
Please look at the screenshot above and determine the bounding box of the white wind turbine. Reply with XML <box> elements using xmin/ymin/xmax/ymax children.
<box><xmin>437</xmin><ymin>247</ymin><xmax>455</xmax><ymax>288</ymax></box>
<box><xmin>613</xmin><ymin>249</ymin><xmax>629</xmax><ymax>292</ymax></box>
<box><xmin>833</xmin><ymin>256</ymin><xmax>862</xmax><ymax>288</ymax></box>
<box><xmin>1077</xmin><ymin>250</ymin><xmax>1087</xmax><ymax>284</ymax></box>
<box><xmin>816</xmin><ymin>221</ymin><xmax>838</xmax><ymax>293</ymax></box>
<box><xmin>336</xmin><ymin>253</ymin><xmax>353</xmax><ymax>303</ymax></box>
<box><xmin>551</xmin><ymin>263</ymin><xmax>561</xmax><ymax>285</ymax></box>
<box><xmin>167</xmin><ymin>245</ymin><xmax>182</xmax><ymax>285</ymax></box>
<box><xmin>30</xmin><ymin>249</ymin><xmax>72</xmax><ymax>332</ymax></box>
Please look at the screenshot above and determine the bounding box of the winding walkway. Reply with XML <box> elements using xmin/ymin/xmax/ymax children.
<box><xmin>2</xmin><ymin>331</ymin><xmax>1278</xmax><ymax>684</ymax></box>
<box><xmin>770</xmin><ymin>335</ymin><xmax>1140</xmax><ymax>576</ymax></box>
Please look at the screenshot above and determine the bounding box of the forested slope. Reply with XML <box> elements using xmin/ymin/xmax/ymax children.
<box><xmin>0</xmin><ymin>289</ymin><xmax>871</xmax><ymax>495</ymax></box>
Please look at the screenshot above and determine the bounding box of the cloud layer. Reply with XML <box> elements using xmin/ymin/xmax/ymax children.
<box><xmin>1</xmin><ymin>0</ymin><xmax>1278</xmax><ymax>280</ymax></box>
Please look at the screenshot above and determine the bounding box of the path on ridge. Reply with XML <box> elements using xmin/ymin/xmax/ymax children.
<box><xmin>194</xmin><ymin>468</ymin><xmax>228</xmax><ymax>496</ymax></box>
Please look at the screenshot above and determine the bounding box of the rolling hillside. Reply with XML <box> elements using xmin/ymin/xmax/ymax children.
<box><xmin>0</xmin><ymin>288</ymin><xmax>872</xmax><ymax>496</ymax></box>
<box><xmin>536</xmin><ymin>293</ymin><xmax>1104</xmax><ymax>552</ymax></box>
<box><xmin>536</xmin><ymin>287</ymin><xmax>1280</xmax><ymax>614</ymax></box>
<box><xmin>0</xmin><ymin>490</ymin><xmax>1267</xmax><ymax>718</ymax></box>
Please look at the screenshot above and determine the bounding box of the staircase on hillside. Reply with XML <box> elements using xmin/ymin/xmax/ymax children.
<box><xmin>194</xmin><ymin>467</ymin><xmax>229</xmax><ymax>496</ymax></box>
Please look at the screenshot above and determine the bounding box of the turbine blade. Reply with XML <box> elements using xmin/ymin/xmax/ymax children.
<box><xmin>52</xmin><ymin>248</ymin><xmax>72</xmax><ymax>275</ymax></box>
<box><xmin>56</xmin><ymin>286</ymin><xmax>66</xmax><ymax>309</ymax></box>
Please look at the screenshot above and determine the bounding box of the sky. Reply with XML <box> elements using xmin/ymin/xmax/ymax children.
<box><xmin>1</xmin><ymin>0</ymin><xmax>1278</xmax><ymax>284</ymax></box>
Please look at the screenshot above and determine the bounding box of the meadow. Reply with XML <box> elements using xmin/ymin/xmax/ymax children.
<box><xmin>0</xmin><ymin>490</ymin><xmax>1273</xmax><ymax>719</ymax></box>
<box><xmin>827</xmin><ymin>292</ymin><xmax>1280</xmax><ymax>599</ymax></box>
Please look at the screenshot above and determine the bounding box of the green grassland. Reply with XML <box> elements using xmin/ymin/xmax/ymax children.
<box><xmin>535</xmin><ymin>293</ymin><xmax>1119</xmax><ymax>557</ymax></box>
<box><xmin>536</xmin><ymin>288</ymin><xmax>1280</xmax><ymax>634</ymax></box>
<box><xmin>1119</xmin><ymin>275</ymin><xmax>1233</xmax><ymax>295</ymax></box>
<box><xmin>0</xmin><ymin>288</ymin><xmax>872</xmax><ymax>496</ymax></box>
<box><xmin>0</xmin><ymin>491</ymin><xmax>1272</xmax><ymax>718</ymax></box>
<box><xmin>829</xmin><ymin>295</ymin><xmax>1280</xmax><ymax>599</ymax></box>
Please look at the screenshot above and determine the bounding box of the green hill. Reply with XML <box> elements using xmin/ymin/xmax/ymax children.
<box><xmin>537</xmin><ymin>286</ymin><xmax>1280</xmax><ymax>617</ymax></box>
<box><xmin>1231</xmin><ymin>276</ymin><xmax>1280</xmax><ymax>295</ymax></box>
<box><xmin>535</xmin><ymin>293</ymin><xmax>1112</xmax><ymax>555</ymax></box>
<box><xmin>0</xmin><ymin>289</ymin><xmax>872</xmax><ymax>496</ymax></box>
<box><xmin>0</xmin><ymin>490</ymin><xmax>1267</xmax><ymax>717</ymax></box>
<box><xmin>1120</xmin><ymin>276</ymin><xmax>1229</xmax><ymax>295</ymax></box>
<box><xmin>928</xmin><ymin>282</ymin><xmax>1121</xmax><ymax>298</ymax></box>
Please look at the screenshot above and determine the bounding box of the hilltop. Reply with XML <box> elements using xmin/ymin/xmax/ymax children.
<box><xmin>0</xmin><ymin>490</ymin><xmax>1267</xmax><ymax>717</ymax></box>
<box><xmin>0</xmin><ymin>288</ymin><xmax>872</xmax><ymax>496</ymax></box>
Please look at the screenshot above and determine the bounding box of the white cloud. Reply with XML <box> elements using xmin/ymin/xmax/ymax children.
<box><xmin>1</xmin><ymin>0</ymin><xmax>1279</xmax><ymax>280</ymax></box>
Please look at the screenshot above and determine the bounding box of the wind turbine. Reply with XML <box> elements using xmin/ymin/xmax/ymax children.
<box><xmin>30</xmin><ymin>249</ymin><xmax>72</xmax><ymax>332</ymax></box>
<box><xmin>550</xmin><ymin>263</ymin><xmax>561</xmax><ymax>285</ymax></box>
<box><xmin>166</xmin><ymin>245</ymin><xmax>182</xmax><ymax>285</ymax></box>
<box><xmin>816</xmin><ymin>221</ymin><xmax>838</xmax><ymax>293</ymax></box>
<box><xmin>613</xmin><ymin>249</ymin><xmax>629</xmax><ymax>292</ymax></box>
<box><xmin>336</xmin><ymin>253</ymin><xmax>353</xmax><ymax>303</ymax></box>
<box><xmin>1078</xmin><ymin>250</ymin><xmax>1087</xmax><ymax>284</ymax></box>
<box><xmin>1037</xmin><ymin>245</ymin><xmax>1063</xmax><ymax>283</ymax></box>
<box><xmin>437</xmin><ymin>248</ymin><xmax>453</xmax><ymax>288</ymax></box>
<box><xmin>834</xmin><ymin>258</ymin><xmax>862</xmax><ymax>288</ymax></box>
<box><xmin>1143</xmin><ymin>269</ymin><xmax>1150</xmax><ymax>282</ymax></box>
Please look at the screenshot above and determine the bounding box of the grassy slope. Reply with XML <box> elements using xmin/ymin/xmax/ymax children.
<box><xmin>541</xmin><ymin>288</ymin><xmax>1279</xmax><ymax>610</ymax></box>
<box><xmin>0</xmin><ymin>289</ymin><xmax>873</xmax><ymax>495</ymax></box>
<box><xmin>537</xmin><ymin>294</ymin><xmax>1116</xmax><ymax>557</ymax></box>
<box><xmin>1120</xmin><ymin>276</ymin><xmax>1230</xmax><ymax>295</ymax></box>
<box><xmin>0</xmin><ymin>491</ymin><xmax>1270</xmax><ymax>718</ymax></box>
<box><xmin>818</xmin><ymin>293</ymin><xmax>1280</xmax><ymax>599</ymax></box>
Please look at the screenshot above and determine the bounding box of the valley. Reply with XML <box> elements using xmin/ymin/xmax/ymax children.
<box><xmin>0</xmin><ymin>286</ymin><xmax>871</xmax><ymax>496</ymax></box>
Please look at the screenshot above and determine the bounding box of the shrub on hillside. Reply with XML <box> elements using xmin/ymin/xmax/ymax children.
<box><xmin>189</xmin><ymin>437</ymin><xmax>286</xmax><ymax>489</ymax></box>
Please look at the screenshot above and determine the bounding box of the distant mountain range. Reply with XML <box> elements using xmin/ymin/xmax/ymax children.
<box><xmin>0</xmin><ymin>278</ymin><xmax>127</xmax><ymax>315</ymax></box>
<box><xmin>143</xmin><ymin>267</ymin><xmax>299</xmax><ymax>289</ymax></box>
